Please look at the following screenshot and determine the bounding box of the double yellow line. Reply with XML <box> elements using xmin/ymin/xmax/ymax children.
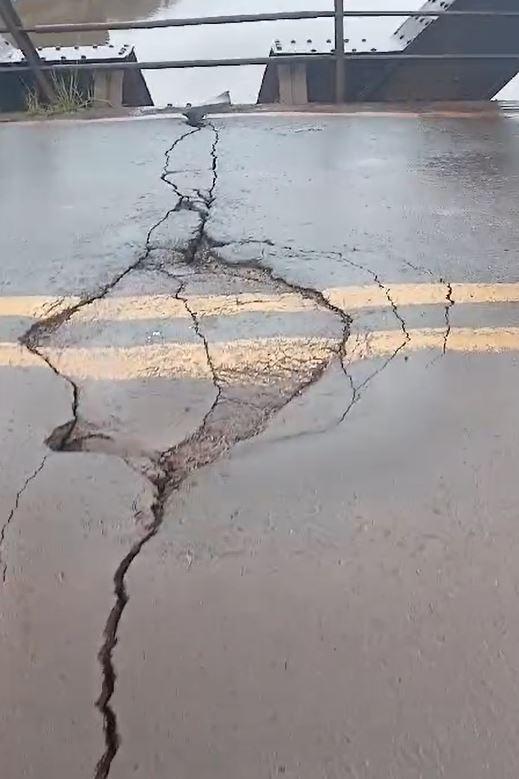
<box><xmin>1</xmin><ymin>282</ymin><xmax>519</xmax><ymax>379</ymax></box>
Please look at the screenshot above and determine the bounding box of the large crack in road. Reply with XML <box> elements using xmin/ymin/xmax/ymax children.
<box><xmin>442</xmin><ymin>279</ymin><xmax>455</xmax><ymax>354</ymax></box>
<box><xmin>6</xmin><ymin>119</ymin><xmax>456</xmax><ymax>779</ymax></box>
<box><xmin>91</xmin><ymin>123</ymin><xmax>348</xmax><ymax>779</ymax></box>
<box><xmin>7</xmin><ymin>122</ymin><xmax>346</xmax><ymax>779</ymax></box>
<box><xmin>18</xmin><ymin>130</ymin><xmax>203</xmax><ymax>455</ymax></box>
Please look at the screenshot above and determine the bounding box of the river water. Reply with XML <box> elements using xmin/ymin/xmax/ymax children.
<box><xmin>12</xmin><ymin>0</ymin><xmax>519</xmax><ymax>105</ymax></box>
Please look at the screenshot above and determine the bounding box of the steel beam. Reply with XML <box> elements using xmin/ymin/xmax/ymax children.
<box><xmin>334</xmin><ymin>0</ymin><xmax>345</xmax><ymax>103</ymax></box>
<box><xmin>4</xmin><ymin>54</ymin><xmax>519</xmax><ymax>76</ymax></box>
<box><xmin>2</xmin><ymin>9</ymin><xmax>519</xmax><ymax>37</ymax></box>
<box><xmin>0</xmin><ymin>0</ymin><xmax>55</xmax><ymax>102</ymax></box>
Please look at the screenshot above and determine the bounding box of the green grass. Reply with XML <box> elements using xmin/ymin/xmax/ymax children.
<box><xmin>25</xmin><ymin>71</ymin><xmax>93</xmax><ymax>116</ymax></box>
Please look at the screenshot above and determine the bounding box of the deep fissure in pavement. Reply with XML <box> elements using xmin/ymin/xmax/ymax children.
<box><xmin>205</xmin><ymin>241</ymin><xmax>420</xmax><ymax>427</ymax></box>
<box><xmin>12</xmin><ymin>123</ymin><xmax>345</xmax><ymax>779</ymax></box>
<box><xmin>93</xmin><ymin>469</ymin><xmax>169</xmax><ymax>779</ymax></box>
<box><xmin>92</xmin><ymin>123</ymin><xmax>354</xmax><ymax>779</ymax></box>
<box><xmin>92</xmin><ymin>123</ymin><xmax>225</xmax><ymax>779</ymax></box>
<box><xmin>18</xmin><ymin>126</ymin><xmax>207</xmax><ymax>455</ymax></box>
<box><xmin>9</xmin><ymin>119</ymin><xmax>457</xmax><ymax>779</ymax></box>
<box><xmin>442</xmin><ymin>280</ymin><xmax>455</xmax><ymax>354</ymax></box>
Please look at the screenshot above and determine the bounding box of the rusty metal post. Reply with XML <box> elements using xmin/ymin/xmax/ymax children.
<box><xmin>334</xmin><ymin>0</ymin><xmax>345</xmax><ymax>103</ymax></box>
<box><xmin>0</xmin><ymin>0</ymin><xmax>56</xmax><ymax>102</ymax></box>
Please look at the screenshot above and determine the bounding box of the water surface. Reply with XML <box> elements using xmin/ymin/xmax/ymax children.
<box><xmin>12</xmin><ymin>0</ymin><xmax>519</xmax><ymax>106</ymax></box>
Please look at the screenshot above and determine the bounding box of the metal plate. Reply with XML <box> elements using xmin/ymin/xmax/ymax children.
<box><xmin>0</xmin><ymin>42</ymin><xmax>132</xmax><ymax>63</ymax></box>
<box><xmin>366</xmin><ymin>0</ymin><xmax>519</xmax><ymax>100</ymax></box>
<box><xmin>260</xmin><ymin>0</ymin><xmax>519</xmax><ymax>103</ymax></box>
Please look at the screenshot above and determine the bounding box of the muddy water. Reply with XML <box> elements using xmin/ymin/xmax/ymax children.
<box><xmin>14</xmin><ymin>0</ymin><xmax>414</xmax><ymax>106</ymax></box>
<box><xmin>13</xmin><ymin>0</ymin><xmax>519</xmax><ymax>106</ymax></box>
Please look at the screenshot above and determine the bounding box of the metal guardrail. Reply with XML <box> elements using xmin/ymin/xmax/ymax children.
<box><xmin>4</xmin><ymin>8</ymin><xmax>519</xmax><ymax>34</ymax></box>
<box><xmin>1</xmin><ymin>2</ymin><xmax>519</xmax><ymax>105</ymax></box>
<box><xmin>0</xmin><ymin>0</ymin><xmax>56</xmax><ymax>100</ymax></box>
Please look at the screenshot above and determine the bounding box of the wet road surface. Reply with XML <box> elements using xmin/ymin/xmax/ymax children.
<box><xmin>2</xmin><ymin>109</ymin><xmax>519</xmax><ymax>777</ymax></box>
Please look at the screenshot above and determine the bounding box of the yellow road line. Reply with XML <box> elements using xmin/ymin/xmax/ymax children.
<box><xmin>325</xmin><ymin>284</ymin><xmax>446</xmax><ymax>310</ymax></box>
<box><xmin>327</xmin><ymin>282</ymin><xmax>519</xmax><ymax>310</ymax></box>
<box><xmin>2</xmin><ymin>328</ymin><xmax>519</xmax><ymax>380</ymax></box>
<box><xmin>2</xmin><ymin>283</ymin><xmax>519</xmax><ymax>321</ymax></box>
<box><xmin>0</xmin><ymin>338</ymin><xmax>336</xmax><ymax>381</ymax></box>
<box><xmin>72</xmin><ymin>292</ymin><xmax>316</xmax><ymax>321</ymax></box>
<box><xmin>347</xmin><ymin>327</ymin><xmax>519</xmax><ymax>361</ymax></box>
<box><xmin>451</xmin><ymin>283</ymin><xmax>519</xmax><ymax>305</ymax></box>
<box><xmin>0</xmin><ymin>296</ymin><xmax>80</xmax><ymax>318</ymax></box>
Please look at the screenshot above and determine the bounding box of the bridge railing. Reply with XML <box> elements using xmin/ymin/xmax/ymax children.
<box><xmin>1</xmin><ymin>2</ymin><xmax>519</xmax><ymax>106</ymax></box>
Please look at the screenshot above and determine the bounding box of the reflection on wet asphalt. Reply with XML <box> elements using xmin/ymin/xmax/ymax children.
<box><xmin>2</xmin><ymin>111</ymin><xmax>519</xmax><ymax>778</ymax></box>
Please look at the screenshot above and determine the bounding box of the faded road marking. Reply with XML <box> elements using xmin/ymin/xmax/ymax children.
<box><xmin>325</xmin><ymin>284</ymin><xmax>447</xmax><ymax>310</ymax></box>
<box><xmin>2</xmin><ymin>328</ymin><xmax>519</xmax><ymax>379</ymax></box>
<box><xmin>1</xmin><ymin>283</ymin><xmax>519</xmax><ymax>320</ymax></box>
<box><xmin>326</xmin><ymin>282</ymin><xmax>519</xmax><ymax>310</ymax></box>
<box><xmin>72</xmin><ymin>292</ymin><xmax>316</xmax><ymax>321</ymax></box>
<box><xmin>0</xmin><ymin>338</ymin><xmax>336</xmax><ymax>381</ymax></box>
<box><xmin>0</xmin><ymin>296</ymin><xmax>80</xmax><ymax>319</ymax></box>
<box><xmin>4</xmin><ymin>283</ymin><xmax>519</xmax><ymax>321</ymax></box>
<box><xmin>347</xmin><ymin>327</ymin><xmax>519</xmax><ymax>361</ymax></box>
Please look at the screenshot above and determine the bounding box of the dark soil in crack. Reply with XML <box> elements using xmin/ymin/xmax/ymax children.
<box><xmin>204</xmin><ymin>239</ymin><xmax>414</xmax><ymax>429</ymax></box>
<box><xmin>18</xmin><ymin>125</ymin><xmax>206</xmax><ymax>455</ymax></box>
<box><xmin>7</xmin><ymin>116</ymin><xmax>460</xmax><ymax>779</ymax></box>
<box><xmin>86</xmin><ymin>123</ymin><xmax>346</xmax><ymax>779</ymax></box>
<box><xmin>441</xmin><ymin>280</ymin><xmax>455</xmax><ymax>354</ymax></box>
<box><xmin>19</xmin><ymin>117</ymin><xmax>433</xmax><ymax>779</ymax></box>
<box><xmin>94</xmin><ymin>469</ymin><xmax>168</xmax><ymax>779</ymax></box>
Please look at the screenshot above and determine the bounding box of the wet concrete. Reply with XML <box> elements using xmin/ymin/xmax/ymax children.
<box><xmin>210</xmin><ymin>114</ymin><xmax>519</xmax><ymax>286</ymax></box>
<box><xmin>2</xmin><ymin>110</ymin><xmax>519</xmax><ymax>778</ymax></box>
<box><xmin>0</xmin><ymin>455</ymin><xmax>154</xmax><ymax>779</ymax></box>
<box><xmin>113</xmin><ymin>350</ymin><xmax>519</xmax><ymax>779</ymax></box>
<box><xmin>0</xmin><ymin>119</ymin><xmax>199</xmax><ymax>301</ymax></box>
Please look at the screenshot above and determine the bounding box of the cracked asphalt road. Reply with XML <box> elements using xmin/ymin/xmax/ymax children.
<box><xmin>2</xmin><ymin>110</ymin><xmax>519</xmax><ymax>778</ymax></box>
